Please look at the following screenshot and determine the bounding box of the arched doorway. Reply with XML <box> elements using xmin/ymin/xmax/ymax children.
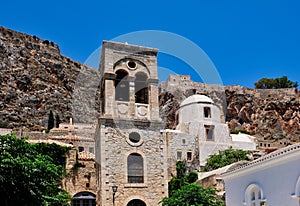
<box><xmin>72</xmin><ymin>192</ymin><xmax>96</xmax><ymax>206</ymax></box>
<box><xmin>127</xmin><ymin>199</ymin><xmax>146</xmax><ymax>206</ymax></box>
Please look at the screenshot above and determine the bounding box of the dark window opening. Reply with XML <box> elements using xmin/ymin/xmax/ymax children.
<box><xmin>115</xmin><ymin>70</ymin><xmax>129</xmax><ymax>101</ymax></box>
<box><xmin>129</xmin><ymin>132</ymin><xmax>141</xmax><ymax>143</ymax></box>
<box><xmin>135</xmin><ymin>73</ymin><xmax>148</xmax><ymax>104</ymax></box>
<box><xmin>72</xmin><ymin>192</ymin><xmax>96</xmax><ymax>206</ymax></box>
<box><xmin>177</xmin><ymin>151</ymin><xmax>182</xmax><ymax>160</ymax></box>
<box><xmin>127</xmin><ymin>61</ymin><xmax>137</xmax><ymax>69</ymax></box>
<box><xmin>205</xmin><ymin>125</ymin><xmax>214</xmax><ymax>141</ymax></box>
<box><xmin>187</xmin><ymin>151</ymin><xmax>192</xmax><ymax>161</ymax></box>
<box><xmin>78</xmin><ymin>146</ymin><xmax>84</xmax><ymax>152</ymax></box>
<box><xmin>127</xmin><ymin>199</ymin><xmax>146</xmax><ymax>206</ymax></box>
<box><xmin>128</xmin><ymin>153</ymin><xmax>144</xmax><ymax>183</ymax></box>
<box><xmin>204</xmin><ymin>107</ymin><xmax>211</xmax><ymax>118</ymax></box>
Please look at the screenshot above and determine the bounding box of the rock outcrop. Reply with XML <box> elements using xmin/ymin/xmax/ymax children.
<box><xmin>0</xmin><ymin>26</ymin><xmax>100</xmax><ymax>131</ymax></box>
<box><xmin>0</xmin><ymin>26</ymin><xmax>299</xmax><ymax>144</ymax></box>
<box><xmin>160</xmin><ymin>75</ymin><xmax>300</xmax><ymax>143</ymax></box>
<box><xmin>225</xmin><ymin>86</ymin><xmax>300</xmax><ymax>142</ymax></box>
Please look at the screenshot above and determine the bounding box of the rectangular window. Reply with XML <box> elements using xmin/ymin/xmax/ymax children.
<box><xmin>205</xmin><ymin>125</ymin><xmax>214</xmax><ymax>141</ymax></box>
<box><xmin>78</xmin><ymin>146</ymin><xmax>84</xmax><ymax>152</ymax></box>
<box><xmin>89</xmin><ymin>147</ymin><xmax>94</xmax><ymax>154</ymax></box>
<box><xmin>204</xmin><ymin>107</ymin><xmax>211</xmax><ymax>118</ymax></box>
<box><xmin>187</xmin><ymin>151</ymin><xmax>192</xmax><ymax>161</ymax></box>
<box><xmin>177</xmin><ymin>151</ymin><xmax>182</xmax><ymax>160</ymax></box>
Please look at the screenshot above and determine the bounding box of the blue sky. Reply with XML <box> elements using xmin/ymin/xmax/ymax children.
<box><xmin>1</xmin><ymin>0</ymin><xmax>299</xmax><ymax>87</ymax></box>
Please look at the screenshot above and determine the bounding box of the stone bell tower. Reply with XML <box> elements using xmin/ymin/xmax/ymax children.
<box><xmin>95</xmin><ymin>41</ymin><xmax>168</xmax><ymax>206</ymax></box>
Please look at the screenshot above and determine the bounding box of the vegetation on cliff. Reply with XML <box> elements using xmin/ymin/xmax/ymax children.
<box><xmin>255</xmin><ymin>76</ymin><xmax>298</xmax><ymax>89</ymax></box>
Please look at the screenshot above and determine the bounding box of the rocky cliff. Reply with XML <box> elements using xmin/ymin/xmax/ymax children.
<box><xmin>225</xmin><ymin>86</ymin><xmax>300</xmax><ymax>142</ymax></box>
<box><xmin>160</xmin><ymin>75</ymin><xmax>300</xmax><ymax>144</ymax></box>
<box><xmin>0</xmin><ymin>26</ymin><xmax>99</xmax><ymax>131</ymax></box>
<box><xmin>0</xmin><ymin>26</ymin><xmax>299</xmax><ymax>143</ymax></box>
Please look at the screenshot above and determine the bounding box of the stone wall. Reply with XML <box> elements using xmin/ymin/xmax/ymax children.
<box><xmin>165</xmin><ymin>130</ymin><xmax>198</xmax><ymax>178</ymax></box>
<box><xmin>64</xmin><ymin>149</ymin><xmax>97</xmax><ymax>197</ymax></box>
<box><xmin>96</xmin><ymin>120</ymin><xmax>168</xmax><ymax>206</ymax></box>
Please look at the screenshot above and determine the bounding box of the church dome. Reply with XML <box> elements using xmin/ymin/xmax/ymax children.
<box><xmin>180</xmin><ymin>94</ymin><xmax>214</xmax><ymax>107</ymax></box>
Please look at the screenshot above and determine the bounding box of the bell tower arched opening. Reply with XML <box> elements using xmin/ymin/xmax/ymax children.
<box><xmin>115</xmin><ymin>70</ymin><xmax>129</xmax><ymax>101</ymax></box>
<box><xmin>135</xmin><ymin>72</ymin><xmax>148</xmax><ymax>104</ymax></box>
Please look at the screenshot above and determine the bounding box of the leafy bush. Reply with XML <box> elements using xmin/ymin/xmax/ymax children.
<box><xmin>162</xmin><ymin>161</ymin><xmax>224</xmax><ymax>206</ymax></box>
<box><xmin>203</xmin><ymin>148</ymin><xmax>250</xmax><ymax>172</ymax></box>
<box><xmin>161</xmin><ymin>183</ymin><xmax>224</xmax><ymax>206</ymax></box>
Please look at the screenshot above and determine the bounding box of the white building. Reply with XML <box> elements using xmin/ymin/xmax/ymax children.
<box><xmin>0</xmin><ymin>128</ymin><xmax>12</xmax><ymax>135</ymax></box>
<box><xmin>165</xmin><ymin>94</ymin><xmax>256</xmax><ymax>176</ymax></box>
<box><xmin>231</xmin><ymin>132</ymin><xmax>257</xmax><ymax>151</ymax></box>
<box><xmin>222</xmin><ymin>142</ymin><xmax>300</xmax><ymax>206</ymax></box>
<box><xmin>177</xmin><ymin>94</ymin><xmax>256</xmax><ymax>166</ymax></box>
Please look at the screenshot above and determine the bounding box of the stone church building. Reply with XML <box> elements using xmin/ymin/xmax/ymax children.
<box><xmin>93</xmin><ymin>41</ymin><xmax>255</xmax><ymax>206</ymax></box>
<box><xmin>94</xmin><ymin>41</ymin><xmax>168</xmax><ymax>206</ymax></box>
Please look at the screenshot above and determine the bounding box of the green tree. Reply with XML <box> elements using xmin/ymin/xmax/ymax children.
<box><xmin>47</xmin><ymin>110</ymin><xmax>54</xmax><ymax>131</ymax></box>
<box><xmin>163</xmin><ymin>161</ymin><xmax>223</xmax><ymax>206</ymax></box>
<box><xmin>203</xmin><ymin>148</ymin><xmax>250</xmax><ymax>172</ymax></box>
<box><xmin>55</xmin><ymin>114</ymin><xmax>61</xmax><ymax>128</ymax></box>
<box><xmin>161</xmin><ymin>183</ymin><xmax>223</xmax><ymax>206</ymax></box>
<box><xmin>0</xmin><ymin>133</ymin><xmax>71</xmax><ymax>206</ymax></box>
<box><xmin>255</xmin><ymin>76</ymin><xmax>298</xmax><ymax>89</ymax></box>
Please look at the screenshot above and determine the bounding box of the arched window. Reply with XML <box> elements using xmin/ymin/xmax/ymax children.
<box><xmin>127</xmin><ymin>153</ymin><xmax>144</xmax><ymax>183</ymax></box>
<box><xmin>245</xmin><ymin>184</ymin><xmax>265</xmax><ymax>206</ymax></box>
<box><xmin>72</xmin><ymin>192</ymin><xmax>96</xmax><ymax>206</ymax></box>
<box><xmin>115</xmin><ymin>70</ymin><xmax>129</xmax><ymax>101</ymax></box>
<box><xmin>135</xmin><ymin>73</ymin><xmax>148</xmax><ymax>104</ymax></box>
<box><xmin>127</xmin><ymin>199</ymin><xmax>146</xmax><ymax>206</ymax></box>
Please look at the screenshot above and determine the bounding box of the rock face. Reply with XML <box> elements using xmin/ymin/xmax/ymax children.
<box><xmin>225</xmin><ymin>86</ymin><xmax>300</xmax><ymax>142</ymax></box>
<box><xmin>160</xmin><ymin>75</ymin><xmax>300</xmax><ymax>144</ymax></box>
<box><xmin>0</xmin><ymin>26</ymin><xmax>100</xmax><ymax>131</ymax></box>
<box><xmin>0</xmin><ymin>27</ymin><xmax>299</xmax><ymax>143</ymax></box>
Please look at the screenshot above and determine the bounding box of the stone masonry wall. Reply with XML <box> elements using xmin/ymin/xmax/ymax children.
<box><xmin>96</xmin><ymin>121</ymin><xmax>168</xmax><ymax>206</ymax></box>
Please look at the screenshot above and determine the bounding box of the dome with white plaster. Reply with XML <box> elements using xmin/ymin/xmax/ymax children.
<box><xmin>180</xmin><ymin>94</ymin><xmax>214</xmax><ymax>107</ymax></box>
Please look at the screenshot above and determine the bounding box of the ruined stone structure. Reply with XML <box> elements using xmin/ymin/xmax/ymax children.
<box><xmin>95</xmin><ymin>41</ymin><xmax>168</xmax><ymax>206</ymax></box>
<box><xmin>22</xmin><ymin>121</ymin><xmax>98</xmax><ymax>205</ymax></box>
<box><xmin>48</xmin><ymin>121</ymin><xmax>97</xmax><ymax>204</ymax></box>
